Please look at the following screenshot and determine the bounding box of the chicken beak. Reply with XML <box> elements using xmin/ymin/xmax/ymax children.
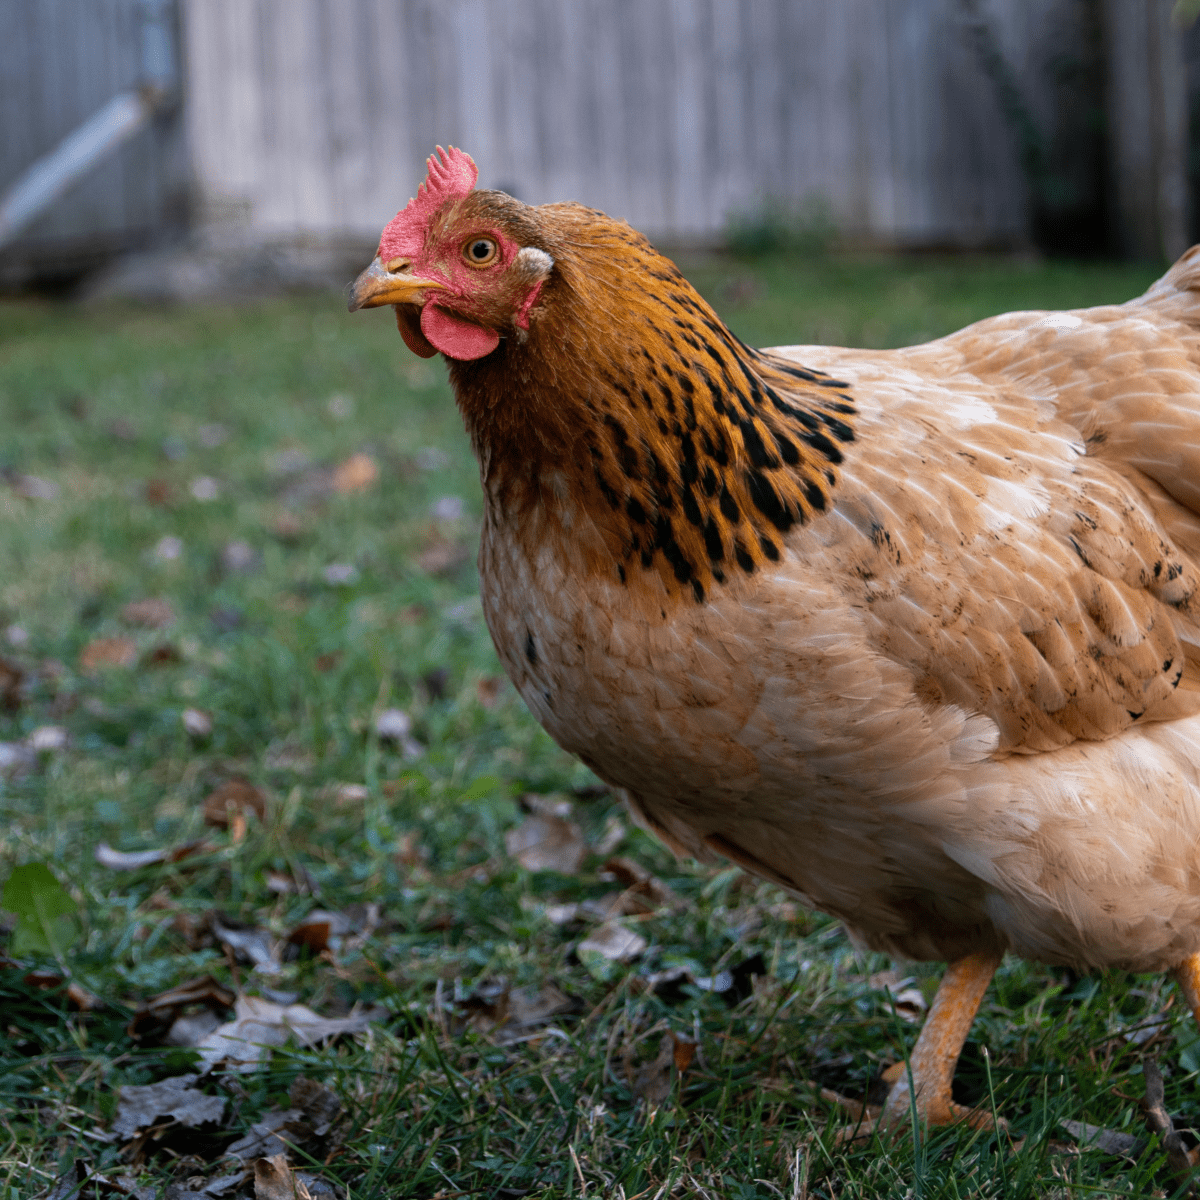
<box><xmin>347</xmin><ymin>256</ymin><xmax>447</xmax><ymax>312</ymax></box>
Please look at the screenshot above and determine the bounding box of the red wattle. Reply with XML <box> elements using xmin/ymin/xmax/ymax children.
<box><xmin>420</xmin><ymin>304</ymin><xmax>500</xmax><ymax>360</ymax></box>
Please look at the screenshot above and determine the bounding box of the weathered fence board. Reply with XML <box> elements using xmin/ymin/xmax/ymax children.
<box><xmin>182</xmin><ymin>0</ymin><xmax>1052</xmax><ymax>247</ymax></box>
<box><xmin>5</xmin><ymin>0</ymin><xmax>1189</xmax><ymax>273</ymax></box>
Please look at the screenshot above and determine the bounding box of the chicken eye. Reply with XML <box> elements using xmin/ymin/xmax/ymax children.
<box><xmin>464</xmin><ymin>237</ymin><xmax>498</xmax><ymax>267</ymax></box>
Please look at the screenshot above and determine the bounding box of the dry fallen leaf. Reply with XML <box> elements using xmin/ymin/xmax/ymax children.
<box><xmin>127</xmin><ymin>974</ymin><xmax>236</xmax><ymax>1043</ymax></box>
<box><xmin>195</xmin><ymin>994</ymin><xmax>387</xmax><ymax>1072</ymax></box>
<box><xmin>1059</xmin><ymin>1118</ymin><xmax>1143</xmax><ymax>1158</ymax></box>
<box><xmin>333</xmin><ymin>783</ymin><xmax>368</xmax><ymax>807</ymax></box>
<box><xmin>271</xmin><ymin>511</ymin><xmax>306</xmax><ymax>541</ymax></box>
<box><xmin>182</xmin><ymin>707</ymin><xmax>213</xmax><ymax>737</ymax></box>
<box><xmin>577</xmin><ymin>920</ymin><xmax>648</xmax><ymax>965</ymax></box>
<box><xmin>112</xmin><ymin>1073</ymin><xmax>226</xmax><ymax>1140</ymax></box>
<box><xmin>254</xmin><ymin>1156</ymin><xmax>313</xmax><ymax>1200</ymax></box>
<box><xmin>228</xmin><ymin>1077</ymin><xmax>343</xmax><ymax>1164</ymax></box>
<box><xmin>869</xmin><ymin>969</ymin><xmax>928</xmax><ymax>1023</ymax></box>
<box><xmin>96</xmin><ymin>843</ymin><xmax>169</xmax><ymax>870</ymax></box>
<box><xmin>626</xmin><ymin>1033</ymin><xmax>675</xmax><ymax>1108</ymax></box>
<box><xmin>210</xmin><ymin>913</ymin><xmax>280</xmax><ymax>975</ymax></box>
<box><xmin>22</xmin><ymin>969</ymin><xmax>101</xmax><ymax>1011</ymax></box>
<box><xmin>414</xmin><ymin>531</ymin><xmax>468</xmax><ymax>575</ymax></box>
<box><xmin>505</xmin><ymin>798</ymin><xmax>587</xmax><ymax>874</ymax></box>
<box><xmin>602</xmin><ymin>855</ymin><xmax>683</xmax><ymax>912</ymax></box>
<box><xmin>287</xmin><ymin>909</ymin><xmax>353</xmax><ymax>955</ymax></box>
<box><xmin>332</xmin><ymin>452</ymin><xmax>378</xmax><ymax>493</ymax></box>
<box><xmin>121</xmin><ymin>597</ymin><xmax>175</xmax><ymax>629</ymax></box>
<box><xmin>144</xmin><ymin>478</ymin><xmax>172</xmax><ymax>506</ymax></box>
<box><xmin>221</xmin><ymin>540</ymin><xmax>260</xmax><ymax>574</ymax></box>
<box><xmin>7</xmin><ymin>473</ymin><xmax>59</xmax><ymax>500</ymax></box>
<box><xmin>28</xmin><ymin>724</ymin><xmax>68</xmax><ymax>752</ymax></box>
<box><xmin>475</xmin><ymin>675</ymin><xmax>504</xmax><ymax>708</ymax></box>
<box><xmin>43</xmin><ymin>1163</ymin><xmax>158</xmax><ymax>1200</ymax></box>
<box><xmin>143</xmin><ymin>642</ymin><xmax>184</xmax><ymax>667</ymax></box>
<box><xmin>502</xmin><ymin>982</ymin><xmax>576</xmax><ymax>1034</ymax></box>
<box><xmin>374</xmin><ymin>708</ymin><xmax>424</xmax><ymax>759</ymax></box>
<box><xmin>203</xmin><ymin>778</ymin><xmax>267</xmax><ymax>828</ymax></box>
<box><xmin>96</xmin><ymin>838</ymin><xmax>209</xmax><ymax>873</ymax></box>
<box><xmin>79</xmin><ymin>636</ymin><xmax>137</xmax><ymax>672</ymax></box>
<box><xmin>0</xmin><ymin>655</ymin><xmax>22</xmax><ymax>711</ymax></box>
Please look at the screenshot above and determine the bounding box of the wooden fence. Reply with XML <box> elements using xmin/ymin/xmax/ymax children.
<box><xmin>1</xmin><ymin>0</ymin><xmax>1190</xmax><ymax>275</ymax></box>
<box><xmin>184</xmin><ymin>0</ymin><xmax>1055</xmax><ymax>246</ymax></box>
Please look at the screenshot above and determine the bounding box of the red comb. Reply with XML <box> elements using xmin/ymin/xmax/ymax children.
<box><xmin>379</xmin><ymin>146</ymin><xmax>478</xmax><ymax>261</ymax></box>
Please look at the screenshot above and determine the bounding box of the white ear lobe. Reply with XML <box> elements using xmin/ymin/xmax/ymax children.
<box><xmin>515</xmin><ymin>246</ymin><xmax>554</xmax><ymax>279</ymax></box>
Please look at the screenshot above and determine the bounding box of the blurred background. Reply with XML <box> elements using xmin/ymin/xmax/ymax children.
<box><xmin>4</xmin><ymin>0</ymin><xmax>1200</xmax><ymax>298</ymax></box>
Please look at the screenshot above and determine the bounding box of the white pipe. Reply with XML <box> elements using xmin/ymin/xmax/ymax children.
<box><xmin>0</xmin><ymin>89</ymin><xmax>159</xmax><ymax>249</ymax></box>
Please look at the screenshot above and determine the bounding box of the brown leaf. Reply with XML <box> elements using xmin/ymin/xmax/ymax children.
<box><xmin>626</xmin><ymin>1034</ymin><xmax>675</xmax><ymax>1108</ymax></box>
<box><xmin>144</xmin><ymin>478</ymin><xmax>173</xmax><ymax>506</ymax></box>
<box><xmin>121</xmin><ymin>597</ymin><xmax>175</xmax><ymax>629</ymax></box>
<box><xmin>503</xmin><ymin>982</ymin><xmax>576</xmax><ymax>1032</ymax></box>
<box><xmin>203</xmin><ymin>778</ymin><xmax>267</xmax><ymax>828</ymax></box>
<box><xmin>228</xmin><ymin>1080</ymin><xmax>343</xmax><ymax>1161</ymax></box>
<box><xmin>331</xmin><ymin>453</ymin><xmax>378</xmax><ymax>493</ymax></box>
<box><xmin>287</xmin><ymin>909</ymin><xmax>353</xmax><ymax>954</ymax></box>
<box><xmin>254</xmin><ymin>1156</ymin><xmax>313</xmax><ymax>1200</ymax></box>
<box><xmin>1059</xmin><ymin>1118</ymin><xmax>1143</xmax><ymax>1158</ymax></box>
<box><xmin>475</xmin><ymin>675</ymin><xmax>504</xmax><ymax>708</ymax></box>
<box><xmin>21</xmin><ymin>969</ymin><xmax>101</xmax><ymax>1011</ymax></box>
<box><xmin>196</xmin><ymin>994</ymin><xmax>387</xmax><ymax>1072</ymax></box>
<box><xmin>43</xmin><ymin>1164</ymin><xmax>157</xmax><ymax>1200</ymax></box>
<box><xmin>602</xmin><ymin>855</ymin><xmax>683</xmax><ymax>912</ymax></box>
<box><xmin>210</xmin><ymin>913</ymin><xmax>280</xmax><ymax>974</ymax></box>
<box><xmin>333</xmin><ymin>783</ymin><xmax>368</xmax><ymax>808</ymax></box>
<box><xmin>112</xmin><ymin>1073</ymin><xmax>226</xmax><ymax>1140</ymax></box>
<box><xmin>672</xmin><ymin>1033</ymin><xmax>697</xmax><ymax>1073</ymax></box>
<box><xmin>271</xmin><ymin>511</ymin><xmax>307</xmax><ymax>542</ymax></box>
<box><xmin>0</xmin><ymin>655</ymin><xmax>22</xmax><ymax>711</ymax></box>
<box><xmin>79</xmin><ymin>636</ymin><xmax>137</xmax><ymax>672</ymax></box>
<box><xmin>162</xmin><ymin>1169</ymin><xmax>249</xmax><ymax>1197</ymax></box>
<box><xmin>396</xmin><ymin>829</ymin><xmax>429</xmax><ymax>868</ymax></box>
<box><xmin>504</xmin><ymin>801</ymin><xmax>587</xmax><ymax>874</ymax></box>
<box><xmin>414</xmin><ymin>531</ymin><xmax>468</xmax><ymax>575</ymax></box>
<box><xmin>577</xmin><ymin>920</ymin><xmax>647</xmax><ymax>964</ymax></box>
<box><xmin>1141</xmin><ymin>1059</ymin><xmax>1196</xmax><ymax>1182</ymax></box>
<box><xmin>869</xmin><ymin>970</ymin><xmax>928</xmax><ymax>1023</ymax></box>
<box><xmin>143</xmin><ymin>642</ymin><xmax>184</xmax><ymax>667</ymax></box>
<box><xmin>314</xmin><ymin>651</ymin><xmax>342</xmax><ymax>672</ymax></box>
<box><xmin>127</xmin><ymin>974</ymin><xmax>235</xmax><ymax>1043</ymax></box>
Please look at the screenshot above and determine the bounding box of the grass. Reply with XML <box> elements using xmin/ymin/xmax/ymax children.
<box><xmin>0</xmin><ymin>248</ymin><xmax>1191</xmax><ymax>1198</ymax></box>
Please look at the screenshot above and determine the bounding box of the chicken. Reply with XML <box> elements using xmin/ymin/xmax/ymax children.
<box><xmin>350</xmin><ymin>146</ymin><xmax>1200</xmax><ymax>1130</ymax></box>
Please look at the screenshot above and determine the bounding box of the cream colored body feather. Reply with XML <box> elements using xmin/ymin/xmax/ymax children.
<box><xmin>482</xmin><ymin>249</ymin><xmax>1200</xmax><ymax>974</ymax></box>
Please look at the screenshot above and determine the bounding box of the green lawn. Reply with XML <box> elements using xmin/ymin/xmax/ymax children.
<box><xmin>0</xmin><ymin>251</ymin><xmax>1187</xmax><ymax>1199</ymax></box>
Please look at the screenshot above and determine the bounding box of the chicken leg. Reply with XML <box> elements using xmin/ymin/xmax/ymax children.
<box><xmin>1173</xmin><ymin>953</ymin><xmax>1200</xmax><ymax>1024</ymax></box>
<box><xmin>879</xmin><ymin>948</ymin><xmax>1004</xmax><ymax>1130</ymax></box>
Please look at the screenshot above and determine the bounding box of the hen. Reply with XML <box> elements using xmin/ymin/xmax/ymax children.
<box><xmin>350</xmin><ymin>147</ymin><xmax>1200</xmax><ymax>1130</ymax></box>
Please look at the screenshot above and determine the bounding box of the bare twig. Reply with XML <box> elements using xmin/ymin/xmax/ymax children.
<box><xmin>1142</xmin><ymin>1060</ymin><xmax>1197</xmax><ymax>1193</ymax></box>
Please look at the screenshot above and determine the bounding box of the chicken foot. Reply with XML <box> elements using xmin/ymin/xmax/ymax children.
<box><xmin>877</xmin><ymin>948</ymin><xmax>1004</xmax><ymax>1131</ymax></box>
